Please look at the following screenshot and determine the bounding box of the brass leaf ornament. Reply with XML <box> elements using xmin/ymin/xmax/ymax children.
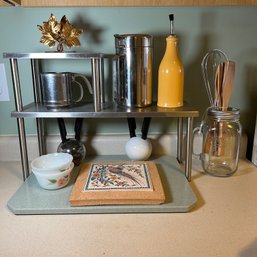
<box><xmin>38</xmin><ymin>14</ymin><xmax>83</xmax><ymax>52</ymax></box>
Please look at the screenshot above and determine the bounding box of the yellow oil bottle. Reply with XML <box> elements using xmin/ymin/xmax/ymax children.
<box><xmin>157</xmin><ymin>14</ymin><xmax>184</xmax><ymax>108</ymax></box>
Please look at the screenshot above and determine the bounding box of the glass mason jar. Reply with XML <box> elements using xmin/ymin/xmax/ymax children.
<box><xmin>194</xmin><ymin>107</ymin><xmax>242</xmax><ymax>177</ymax></box>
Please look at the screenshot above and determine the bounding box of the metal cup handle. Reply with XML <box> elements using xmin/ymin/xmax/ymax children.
<box><xmin>73</xmin><ymin>74</ymin><xmax>93</xmax><ymax>95</ymax></box>
<box><xmin>72</xmin><ymin>80</ymin><xmax>84</xmax><ymax>103</ymax></box>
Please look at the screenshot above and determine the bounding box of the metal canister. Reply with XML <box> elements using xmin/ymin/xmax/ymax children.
<box><xmin>113</xmin><ymin>34</ymin><xmax>153</xmax><ymax>108</ymax></box>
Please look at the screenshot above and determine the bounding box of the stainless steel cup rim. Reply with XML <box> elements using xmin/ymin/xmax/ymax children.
<box><xmin>114</xmin><ymin>34</ymin><xmax>153</xmax><ymax>48</ymax></box>
<box><xmin>40</xmin><ymin>72</ymin><xmax>73</xmax><ymax>76</ymax></box>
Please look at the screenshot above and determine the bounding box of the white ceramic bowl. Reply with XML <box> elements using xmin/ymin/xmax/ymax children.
<box><xmin>31</xmin><ymin>153</ymin><xmax>73</xmax><ymax>173</ymax></box>
<box><xmin>32</xmin><ymin>162</ymin><xmax>74</xmax><ymax>190</ymax></box>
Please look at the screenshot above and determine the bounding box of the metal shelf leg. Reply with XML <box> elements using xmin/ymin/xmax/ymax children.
<box><xmin>91</xmin><ymin>57</ymin><xmax>103</xmax><ymax>112</ymax></box>
<box><xmin>10</xmin><ymin>58</ymin><xmax>29</xmax><ymax>180</ymax></box>
<box><xmin>36</xmin><ymin>118</ymin><xmax>47</xmax><ymax>155</ymax></box>
<box><xmin>185</xmin><ymin>117</ymin><xmax>194</xmax><ymax>181</ymax></box>
<box><xmin>177</xmin><ymin>117</ymin><xmax>184</xmax><ymax>164</ymax></box>
<box><xmin>31</xmin><ymin>59</ymin><xmax>46</xmax><ymax>155</ymax></box>
<box><xmin>16</xmin><ymin>118</ymin><xmax>29</xmax><ymax>180</ymax></box>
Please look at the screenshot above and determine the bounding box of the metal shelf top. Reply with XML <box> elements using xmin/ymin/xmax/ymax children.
<box><xmin>3</xmin><ymin>52</ymin><xmax>105</xmax><ymax>59</ymax></box>
<box><xmin>11</xmin><ymin>102</ymin><xmax>199</xmax><ymax>118</ymax></box>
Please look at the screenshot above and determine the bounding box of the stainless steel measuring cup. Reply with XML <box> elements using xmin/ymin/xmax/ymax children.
<box><xmin>40</xmin><ymin>72</ymin><xmax>93</xmax><ymax>108</ymax></box>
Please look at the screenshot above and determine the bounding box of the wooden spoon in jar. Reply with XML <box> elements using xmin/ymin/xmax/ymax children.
<box><xmin>221</xmin><ymin>61</ymin><xmax>235</xmax><ymax>111</ymax></box>
<box><xmin>214</xmin><ymin>62</ymin><xmax>224</xmax><ymax>108</ymax></box>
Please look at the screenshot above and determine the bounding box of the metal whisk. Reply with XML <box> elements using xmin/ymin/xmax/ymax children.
<box><xmin>201</xmin><ymin>49</ymin><xmax>229</xmax><ymax>108</ymax></box>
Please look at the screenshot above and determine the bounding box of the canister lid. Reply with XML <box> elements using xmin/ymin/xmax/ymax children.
<box><xmin>207</xmin><ymin>107</ymin><xmax>240</xmax><ymax>120</ymax></box>
<box><xmin>114</xmin><ymin>34</ymin><xmax>153</xmax><ymax>48</ymax></box>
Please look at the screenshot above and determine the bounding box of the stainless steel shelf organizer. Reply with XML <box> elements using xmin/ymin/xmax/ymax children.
<box><xmin>4</xmin><ymin>52</ymin><xmax>199</xmax><ymax>182</ymax></box>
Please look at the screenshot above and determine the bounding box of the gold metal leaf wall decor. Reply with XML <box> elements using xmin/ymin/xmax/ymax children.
<box><xmin>37</xmin><ymin>14</ymin><xmax>83</xmax><ymax>52</ymax></box>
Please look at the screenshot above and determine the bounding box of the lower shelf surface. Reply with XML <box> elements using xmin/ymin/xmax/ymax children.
<box><xmin>7</xmin><ymin>155</ymin><xmax>197</xmax><ymax>215</ymax></box>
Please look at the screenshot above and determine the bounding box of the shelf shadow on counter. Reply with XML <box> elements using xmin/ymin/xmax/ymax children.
<box><xmin>239</xmin><ymin>237</ymin><xmax>257</xmax><ymax>257</ymax></box>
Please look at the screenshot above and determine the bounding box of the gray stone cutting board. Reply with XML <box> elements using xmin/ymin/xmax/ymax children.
<box><xmin>7</xmin><ymin>155</ymin><xmax>197</xmax><ymax>215</ymax></box>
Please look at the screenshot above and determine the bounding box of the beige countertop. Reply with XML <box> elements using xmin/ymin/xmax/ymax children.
<box><xmin>0</xmin><ymin>159</ymin><xmax>257</xmax><ymax>257</ymax></box>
